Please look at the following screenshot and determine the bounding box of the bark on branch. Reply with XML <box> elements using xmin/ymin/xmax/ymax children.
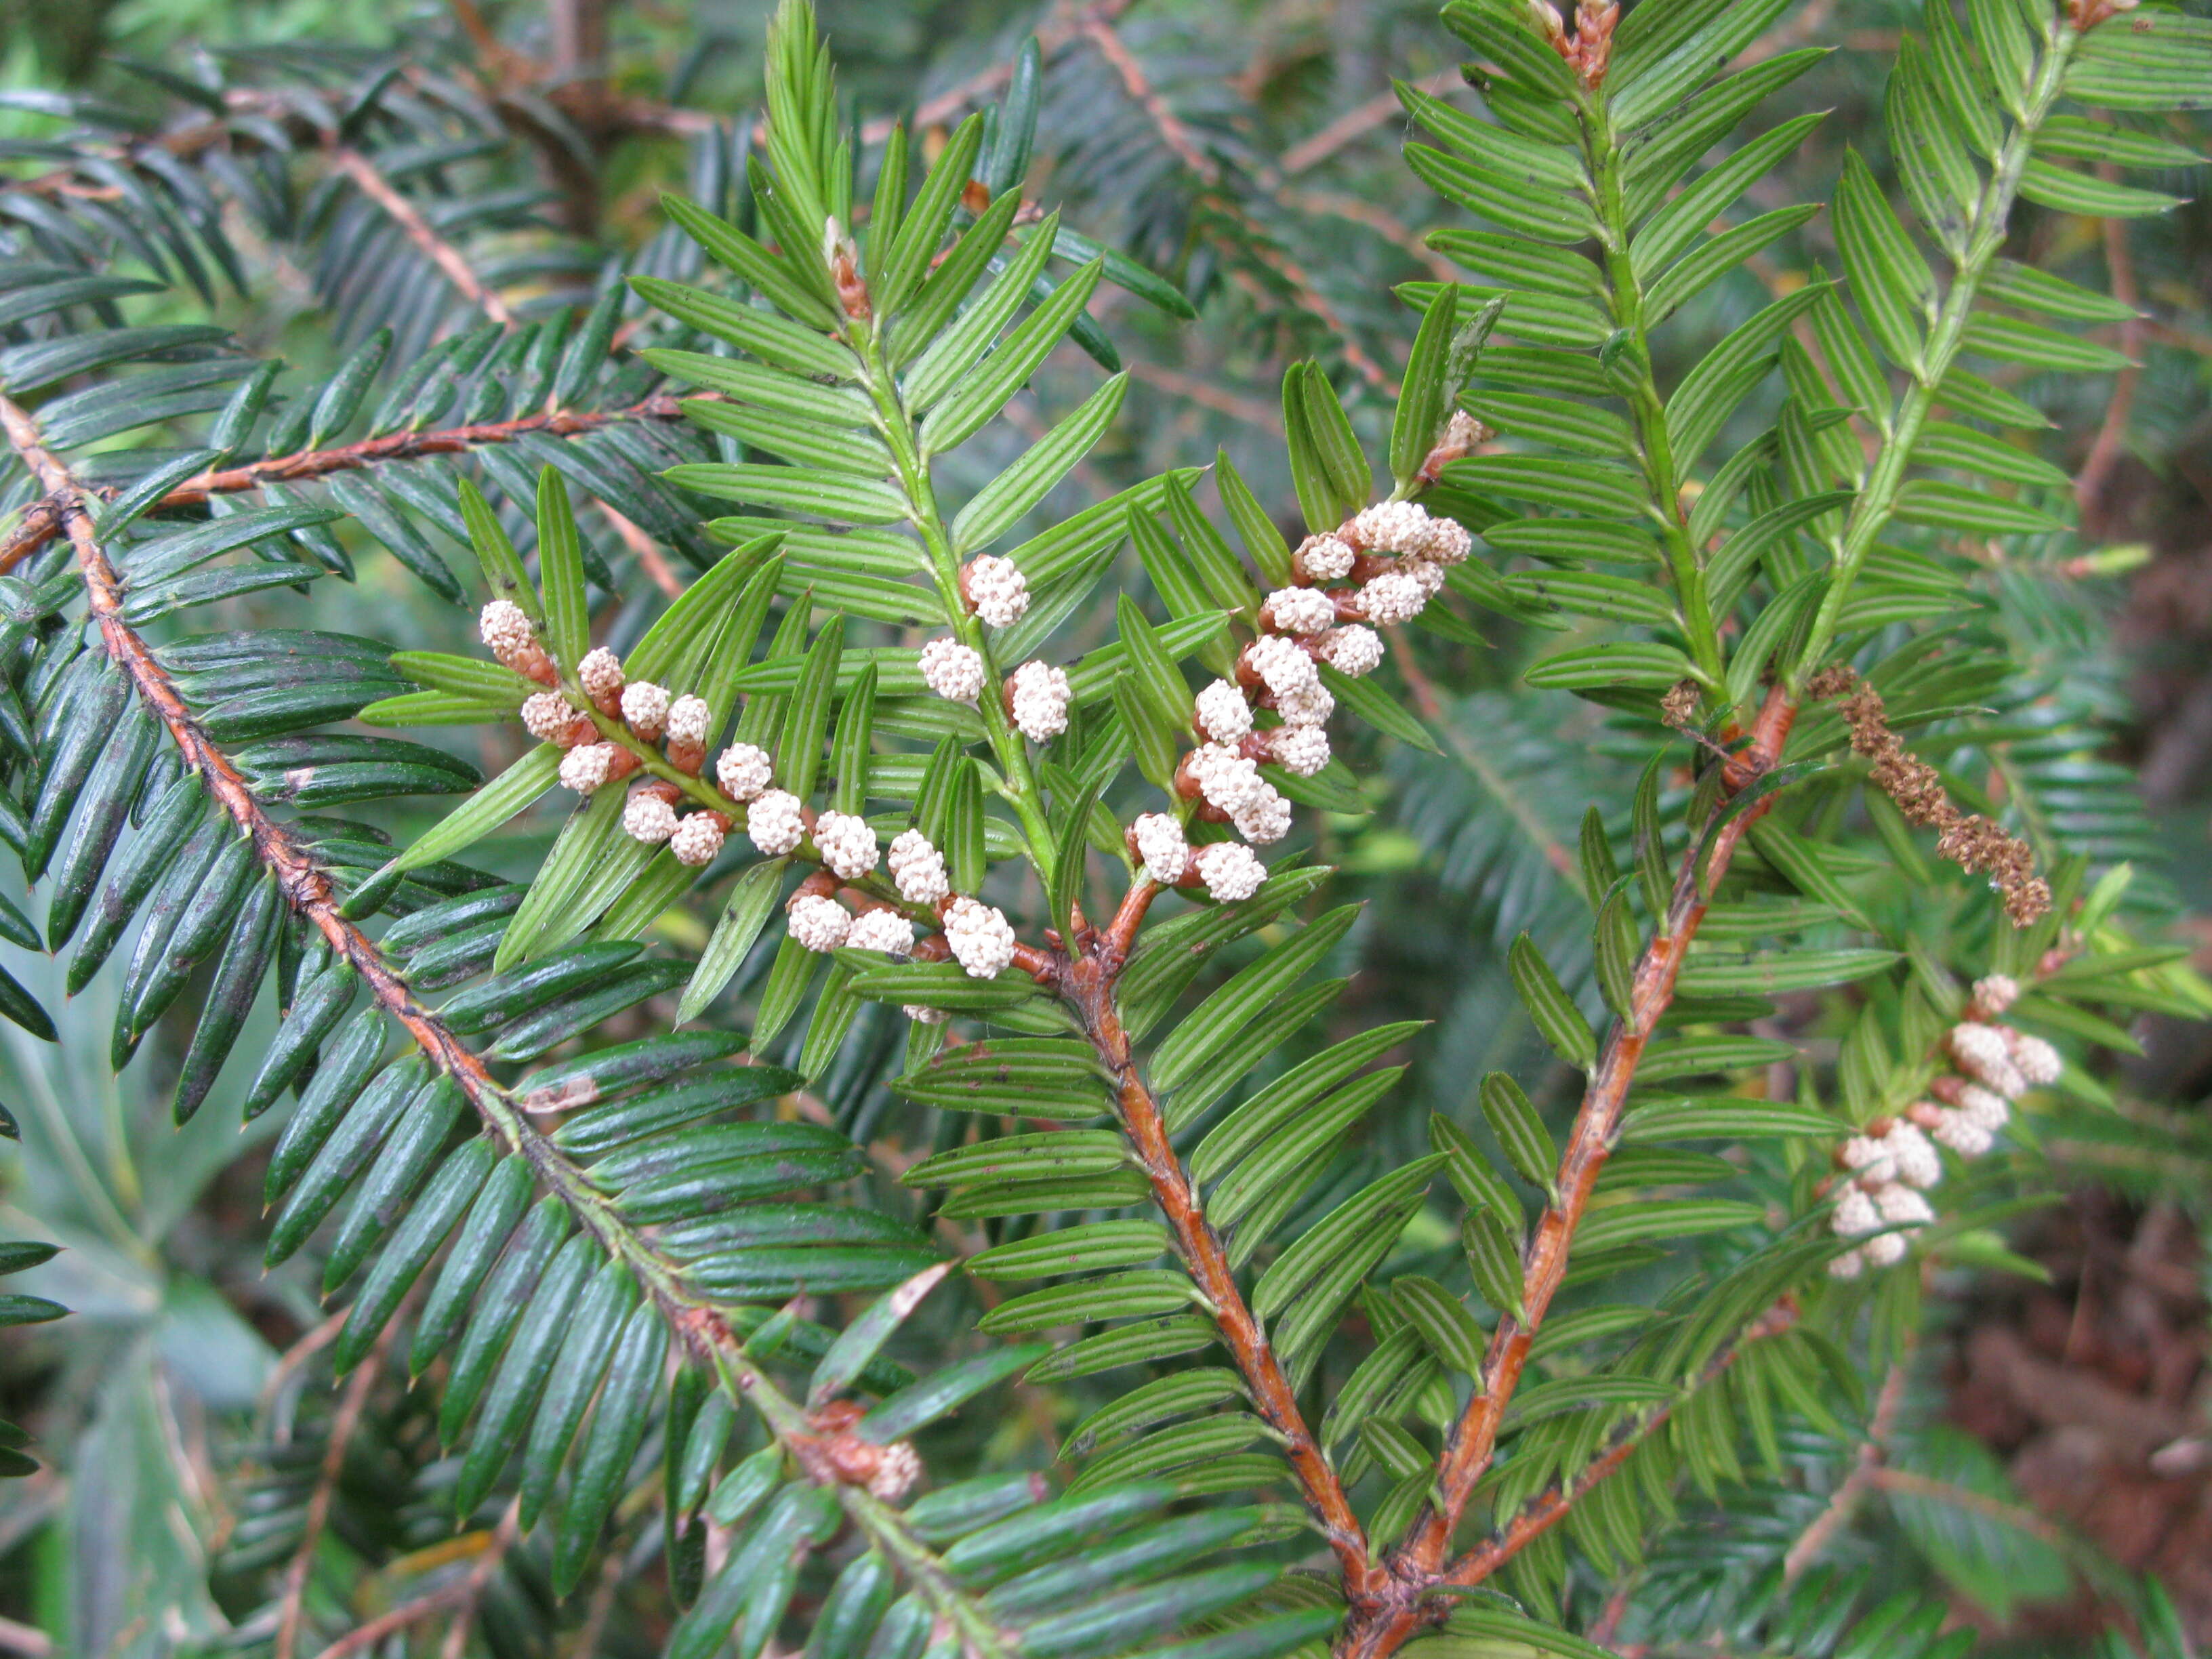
<box><xmin>330</xmin><ymin>147</ymin><xmax>517</xmax><ymax>327</ymax></box>
<box><xmin>1067</xmin><ymin>950</ymin><xmax>1385</xmax><ymax>1605</ymax></box>
<box><xmin>1366</xmin><ymin>683</ymin><xmax>1804</xmax><ymax>1629</ymax></box>
<box><xmin>0</xmin><ymin>392</ymin><xmax>691</xmax><ymax>574</ymax></box>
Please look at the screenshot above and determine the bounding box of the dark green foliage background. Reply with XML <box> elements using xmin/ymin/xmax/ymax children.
<box><xmin>0</xmin><ymin>1</ymin><xmax>2205</xmax><ymax>1656</ymax></box>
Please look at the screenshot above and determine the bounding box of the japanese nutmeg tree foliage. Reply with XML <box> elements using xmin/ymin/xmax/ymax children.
<box><xmin>0</xmin><ymin>1</ymin><xmax>2205</xmax><ymax>1655</ymax></box>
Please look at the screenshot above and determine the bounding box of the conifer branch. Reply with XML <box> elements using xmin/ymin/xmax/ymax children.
<box><xmin>1390</xmin><ymin>684</ymin><xmax>1803</xmax><ymax>1585</ymax></box>
<box><xmin>1066</xmin><ymin>945</ymin><xmax>1385</xmax><ymax>1602</ymax></box>
<box><xmin>0</xmin><ymin>391</ymin><xmax>1019</xmax><ymax>1652</ymax></box>
<box><xmin>0</xmin><ymin>392</ymin><xmax>695</xmax><ymax>573</ymax></box>
<box><xmin>329</xmin><ymin>146</ymin><xmax>518</xmax><ymax>327</ymax></box>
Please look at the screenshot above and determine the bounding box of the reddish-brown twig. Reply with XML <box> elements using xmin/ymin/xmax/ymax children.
<box><xmin>1385</xmin><ymin>683</ymin><xmax>1803</xmax><ymax>1601</ymax></box>
<box><xmin>1443</xmin><ymin>1298</ymin><xmax>1801</xmax><ymax>1592</ymax></box>
<box><xmin>1079</xmin><ymin>14</ymin><xmax>1395</xmax><ymax>392</ymax></box>
<box><xmin>1782</xmin><ymin>1352</ymin><xmax>1912</xmax><ymax>1580</ymax></box>
<box><xmin>1123</xmin><ymin>360</ymin><xmax>1284</xmax><ymax>432</ymax></box>
<box><xmin>301</xmin><ymin>1502</ymin><xmax>518</xmax><ymax>1659</ymax></box>
<box><xmin>1080</xmin><ymin>18</ymin><xmax>1218</xmax><ymax>182</ymax></box>
<box><xmin>1065</xmin><ymin>949</ymin><xmax>1385</xmax><ymax>1605</ymax></box>
<box><xmin>330</xmin><ymin>148</ymin><xmax>516</xmax><ymax>327</ymax></box>
<box><xmin>596</xmin><ymin>501</ymin><xmax>684</xmax><ymax>598</ymax></box>
<box><xmin>1276</xmin><ymin>70</ymin><xmax>1462</xmax><ymax>178</ymax></box>
<box><xmin>2076</xmin><ymin>190</ymin><xmax>2143</xmax><ymax>520</ymax></box>
<box><xmin>0</xmin><ymin>392</ymin><xmax>691</xmax><ymax>574</ymax></box>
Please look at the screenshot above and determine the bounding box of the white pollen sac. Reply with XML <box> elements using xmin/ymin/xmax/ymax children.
<box><xmin>903</xmin><ymin>1003</ymin><xmax>951</xmax><ymax>1025</ymax></box>
<box><xmin>1948</xmin><ymin>1021</ymin><xmax>2010</xmax><ymax>1078</ymax></box>
<box><xmin>1972</xmin><ymin>973</ymin><xmax>2020</xmax><ymax>1015</ymax></box>
<box><xmin>1246</xmin><ymin>635</ymin><xmax>1320</xmax><ymax>701</ymax></box>
<box><xmin>1950</xmin><ymin>1021</ymin><xmax>2028</xmax><ymax>1099</ymax></box>
<box><xmin>620</xmin><ymin>680</ymin><xmax>670</xmax><ymax>739</ymax></box>
<box><xmin>1880</xmin><ymin>1122</ymin><xmax>1942</xmax><ymax>1190</ymax></box>
<box><xmin>744</xmin><ymin>790</ymin><xmax>806</xmax><ymax>857</ymax></box>
<box><xmin>1321</xmin><ymin>625</ymin><xmax>1384</xmax><ymax>678</ymax></box>
<box><xmin>1295</xmin><ymin>534</ymin><xmax>1356</xmax><ymax>582</ymax></box>
<box><xmin>1266</xmin><ymin>586</ymin><xmax>1338</xmax><ymax>635</ymax></box>
<box><xmin>1130</xmin><ymin>813</ymin><xmax>1189</xmax><ymax>885</ymax></box>
<box><xmin>715</xmin><ymin>743</ymin><xmax>774</xmax><ymax>802</ymax></box>
<box><xmin>846</xmin><ymin>909</ymin><xmax>916</xmax><ymax>955</ymax></box>
<box><xmin>622</xmin><ymin>792</ymin><xmax>678</xmax><ymax>844</ymax></box>
<box><xmin>1830</xmin><ymin>1186</ymin><xmax>1880</xmax><ymax>1237</ymax></box>
<box><xmin>670</xmin><ymin>813</ymin><xmax>726</xmax><ymax>867</ymax></box>
<box><xmin>1359</xmin><ymin>569</ymin><xmax>1429</xmax><ymax>626</ymax></box>
<box><xmin>478</xmin><ymin>600</ymin><xmax>533</xmax><ymax>659</ymax></box>
<box><xmin>1008</xmin><ymin>660</ymin><xmax>1071</xmax><ymax>743</ymax></box>
<box><xmin>1929</xmin><ymin>1109</ymin><xmax>1994</xmax><ymax>1157</ymax></box>
<box><xmin>1350</xmin><ymin>500</ymin><xmax>1432</xmax><ymax>556</ymax></box>
<box><xmin>558</xmin><ymin>743</ymin><xmax>615</xmax><ymax>794</ymax></box>
<box><xmin>1193</xmin><ymin>840</ymin><xmax>1266</xmax><ymax>902</ymax></box>
<box><xmin>1270</xmin><ymin>725</ymin><xmax>1330</xmax><ymax>777</ymax></box>
<box><xmin>943</xmin><ymin>896</ymin><xmax>1017</xmax><ymax>980</ymax></box>
<box><xmin>1274</xmin><ymin>682</ymin><xmax>1334</xmax><ymax>729</ymax></box>
<box><xmin>787</xmin><ymin>893</ymin><xmax>852</xmax><ymax>954</ymax></box>
<box><xmin>963</xmin><ymin>555</ymin><xmax>1030</xmax><ymax>628</ymax></box>
<box><xmin>2009</xmin><ymin>1032</ymin><xmax>2062</xmax><ymax>1086</ymax></box>
<box><xmin>920</xmin><ymin>638</ymin><xmax>987</xmax><ymax>703</ymax></box>
<box><xmin>813</xmin><ymin>810</ymin><xmax>880</xmax><ymax>882</ymax></box>
<box><xmin>1193</xmin><ymin>680</ymin><xmax>1254</xmax><ymax>744</ymax></box>
<box><xmin>665</xmin><ymin>695</ymin><xmax>712</xmax><ymax>747</ymax></box>
<box><xmin>888</xmin><ymin>830</ymin><xmax>950</xmax><ymax>905</ymax></box>
<box><xmin>867</xmin><ymin>1441</ymin><xmax>922</xmax><ymax>1502</ymax></box>
<box><xmin>1874</xmin><ymin>1183</ymin><xmax>1934</xmax><ymax>1228</ymax></box>
<box><xmin>1839</xmin><ymin>1135</ymin><xmax>1896</xmax><ymax>1187</ymax></box>
<box><xmin>1233</xmin><ymin>789</ymin><xmax>1293</xmax><ymax>846</ymax></box>
<box><xmin>1827</xmin><ymin>1248</ymin><xmax>1866</xmax><ymax>1279</ymax></box>
<box><xmin>1189</xmin><ymin>743</ymin><xmax>1264</xmax><ymax>817</ymax></box>
<box><xmin>521</xmin><ymin>691</ymin><xmax>576</xmax><ymax>743</ymax></box>
<box><xmin>1420</xmin><ymin>514</ymin><xmax>1473</xmax><ymax>566</ymax></box>
<box><xmin>579</xmin><ymin>647</ymin><xmax>625</xmax><ymax>703</ymax></box>
<box><xmin>1863</xmin><ymin>1231</ymin><xmax>1909</xmax><ymax>1267</ymax></box>
<box><xmin>1957</xmin><ymin>1084</ymin><xmax>2011</xmax><ymax>1131</ymax></box>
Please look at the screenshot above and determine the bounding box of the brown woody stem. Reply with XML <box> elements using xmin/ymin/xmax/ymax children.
<box><xmin>1064</xmin><ymin>949</ymin><xmax>1385</xmax><ymax>1605</ymax></box>
<box><xmin>1442</xmin><ymin>1296</ymin><xmax>1799</xmax><ymax>1589</ymax></box>
<box><xmin>0</xmin><ymin>392</ymin><xmax>695</xmax><ymax>573</ymax></box>
<box><xmin>330</xmin><ymin>146</ymin><xmax>516</xmax><ymax>327</ymax></box>
<box><xmin>0</xmin><ymin>392</ymin><xmax>1013</xmax><ymax>1650</ymax></box>
<box><xmin>1372</xmin><ymin>683</ymin><xmax>1802</xmax><ymax>1620</ymax></box>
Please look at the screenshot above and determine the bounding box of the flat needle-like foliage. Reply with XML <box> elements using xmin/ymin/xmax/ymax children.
<box><xmin>0</xmin><ymin>1</ymin><xmax>2206</xmax><ymax>1655</ymax></box>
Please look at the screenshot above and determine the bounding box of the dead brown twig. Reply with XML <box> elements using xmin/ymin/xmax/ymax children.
<box><xmin>329</xmin><ymin>147</ymin><xmax>516</xmax><ymax>328</ymax></box>
<box><xmin>0</xmin><ymin>392</ymin><xmax>693</xmax><ymax>575</ymax></box>
<box><xmin>1078</xmin><ymin>14</ymin><xmax>1397</xmax><ymax>394</ymax></box>
<box><xmin>274</xmin><ymin>1327</ymin><xmax>394</xmax><ymax>1659</ymax></box>
<box><xmin>2076</xmin><ymin>192</ymin><xmax>2143</xmax><ymax>520</ymax></box>
<box><xmin>596</xmin><ymin>501</ymin><xmax>684</xmax><ymax>598</ymax></box>
<box><xmin>1276</xmin><ymin>70</ymin><xmax>1462</xmax><ymax>177</ymax></box>
<box><xmin>304</xmin><ymin>1504</ymin><xmax>518</xmax><ymax>1659</ymax></box>
<box><xmin>1782</xmin><ymin>1353</ymin><xmax>1914</xmax><ymax>1580</ymax></box>
<box><xmin>1123</xmin><ymin>360</ymin><xmax>1284</xmax><ymax>432</ymax></box>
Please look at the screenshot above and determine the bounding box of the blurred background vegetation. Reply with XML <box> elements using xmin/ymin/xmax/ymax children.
<box><xmin>0</xmin><ymin>0</ymin><xmax>2207</xmax><ymax>1654</ymax></box>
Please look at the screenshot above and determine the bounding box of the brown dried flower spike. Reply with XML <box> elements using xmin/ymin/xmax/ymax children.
<box><xmin>1810</xmin><ymin>666</ymin><xmax>2051</xmax><ymax>926</ymax></box>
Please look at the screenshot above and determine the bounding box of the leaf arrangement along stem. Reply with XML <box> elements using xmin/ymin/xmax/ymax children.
<box><xmin>1044</xmin><ymin>673</ymin><xmax>1801</xmax><ymax>1649</ymax></box>
<box><xmin>1067</xmin><ymin>928</ymin><xmax>1385</xmax><ymax>1596</ymax></box>
<box><xmin>0</xmin><ymin>0</ymin><xmax>2193</xmax><ymax>1651</ymax></box>
<box><xmin>0</xmin><ymin>390</ymin><xmax>1022</xmax><ymax>1654</ymax></box>
<box><xmin>1790</xmin><ymin>17</ymin><xmax>2084</xmax><ymax>685</ymax></box>
<box><xmin>0</xmin><ymin>391</ymin><xmax>699</xmax><ymax>573</ymax></box>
